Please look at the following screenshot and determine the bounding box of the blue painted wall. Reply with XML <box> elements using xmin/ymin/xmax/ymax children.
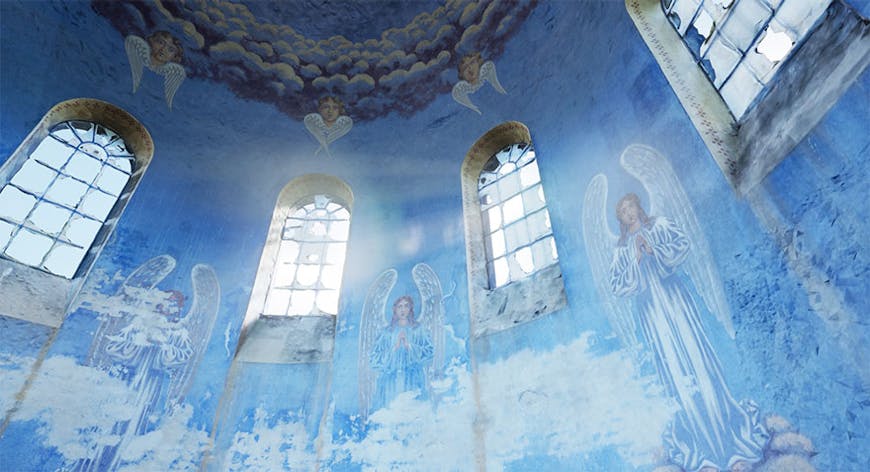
<box><xmin>1</xmin><ymin>1</ymin><xmax>867</xmax><ymax>471</ymax></box>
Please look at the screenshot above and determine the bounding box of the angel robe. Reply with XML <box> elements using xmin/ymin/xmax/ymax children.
<box><xmin>610</xmin><ymin>217</ymin><xmax>766</xmax><ymax>471</ymax></box>
<box><xmin>370</xmin><ymin>324</ymin><xmax>434</xmax><ymax>410</ymax></box>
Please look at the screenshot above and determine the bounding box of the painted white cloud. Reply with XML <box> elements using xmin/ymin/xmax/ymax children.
<box><xmin>117</xmin><ymin>404</ymin><xmax>210</xmax><ymax>471</ymax></box>
<box><xmin>0</xmin><ymin>354</ymin><xmax>34</xmax><ymax>417</ymax></box>
<box><xmin>225</xmin><ymin>408</ymin><xmax>317</xmax><ymax>471</ymax></box>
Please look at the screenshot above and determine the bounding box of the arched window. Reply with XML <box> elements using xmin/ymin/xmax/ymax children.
<box><xmin>461</xmin><ymin>122</ymin><xmax>566</xmax><ymax>337</ymax></box>
<box><xmin>236</xmin><ymin>174</ymin><xmax>353</xmax><ymax>364</ymax></box>
<box><xmin>0</xmin><ymin>99</ymin><xmax>153</xmax><ymax>327</ymax></box>
<box><xmin>627</xmin><ymin>0</ymin><xmax>870</xmax><ymax>193</ymax></box>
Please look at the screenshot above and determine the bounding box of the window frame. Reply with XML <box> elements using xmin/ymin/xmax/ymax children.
<box><xmin>235</xmin><ymin>174</ymin><xmax>353</xmax><ymax>364</ymax></box>
<box><xmin>0</xmin><ymin>99</ymin><xmax>154</xmax><ymax>327</ymax></box>
<box><xmin>461</xmin><ymin>122</ymin><xmax>567</xmax><ymax>338</ymax></box>
<box><xmin>627</xmin><ymin>0</ymin><xmax>870</xmax><ymax>193</ymax></box>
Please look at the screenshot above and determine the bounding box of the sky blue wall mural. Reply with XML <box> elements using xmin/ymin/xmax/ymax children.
<box><xmin>0</xmin><ymin>1</ymin><xmax>867</xmax><ymax>471</ymax></box>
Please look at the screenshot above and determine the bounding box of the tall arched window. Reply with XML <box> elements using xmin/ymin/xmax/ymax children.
<box><xmin>236</xmin><ymin>174</ymin><xmax>353</xmax><ymax>364</ymax></box>
<box><xmin>461</xmin><ymin>122</ymin><xmax>566</xmax><ymax>337</ymax></box>
<box><xmin>0</xmin><ymin>99</ymin><xmax>153</xmax><ymax>327</ymax></box>
<box><xmin>627</xmin><ymin>0</ymin><xmax>870</xmax><ymax>193</ymax></box>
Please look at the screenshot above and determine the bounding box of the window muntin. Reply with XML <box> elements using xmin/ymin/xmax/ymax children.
<box><xmin>478</xmin><ymin>142</ymin><xmax>558</xmax><ymax>289</ymax></box>
<box><xmin>262</xmin><ymin>194</ymin><xmax>350</xmax><ymax>316</ymax></box>
<box><xmin>0</xmin><ymin>121</ymin><xmax>133</xmax><ymax>278</ymax></box>
<box><xmin>662</xmin><ymin>0</ymin><xmax>828</xmax><ymax>118</ymax></box>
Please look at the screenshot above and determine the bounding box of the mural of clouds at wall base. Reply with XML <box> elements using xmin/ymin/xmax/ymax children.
<box><xmin>93</xmin><ymin>0</ymin><xmax>535</xmax><ymax>121</ymax></box>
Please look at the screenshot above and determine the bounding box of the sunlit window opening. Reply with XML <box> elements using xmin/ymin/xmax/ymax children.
<box><xmin>0</xmin><ymin>121</ymin><xmax>133</xmax><ymax>278</ymax></box>
<box><xmin>661</xmin><ymin>0</ymin><xmax>825</xmax><ymax>118</ymax></box>
<box><xmin>478</xmin><ymin>142</ymin><xmax>558</xmax><ymax>289</ymax></box>
<box><xmin>263</xmin><ymin>194</ymin><xmax>350</xmax><ymax>316</ymax></box>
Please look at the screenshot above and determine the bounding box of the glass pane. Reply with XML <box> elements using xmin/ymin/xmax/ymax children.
<box><xmin>107</xmin><ymin>156</ymin><xmax>133</xmax><ymax>173</ymax></box>
<box><xmin>504</xmin><ymin>219</ymin><xmax>529</xmax><ymax>253</ymax></box>
<box><xmin>671</xmin><ymin>0</ymin><xmax>702</xmax><ymax>36</ymax></box>
<box><xmin>531</xmin><ymin>236</ymin><xmax>559</xmax><ymax>268</ymax></box>
<box><xmin>502</xmin><ymin>194</ymin><xmax>524</xmax><ymax>225</ymax></box>
<box><xmin>299</xmin><ymin>242</ymin><xmax>324</xmax><ymax>264</ymax></box>
<box><xmin>10</xmin><ymin>160</ymin><xmax>55</xmax><ymax>196</ymax></box>
<box><xmin>272</xmin><ymin>262</ymin><xmax>297</xmax><ymax>288</ymax></box>
<box><xmin>526</xmin><ymin>209</ymin><xmax>552</xmax><ymax>242</ymax></box>
<box><xmin>276</xmin><ymin>240</ymin><xmax>300</xmax><ymax>264</ymax></box>
<box><xmin>64</xmin><ymin>151</ymin><xmax>102</xmax><ymax>184</ymax></box>
<box><xmin>79</xmin><ymin>189</ymin><xmax>117</xmax><ymax>221</ymax></box>
<box><xmin>283</xmin><ymin>218</ymin><xmax>303</xmax><ymax>240</ymax></box>
<box><xmin>497</xmin><ymin>161</ymin><xmax>517</xmax><ymax>176</ymax></box>
<box><xmin>0</xmin><ymin>186</ymin><xmax>37</xmax><ymax>222</ymax></box>
<box><xmin>484</xmin><ymin>206</ymin><xmax>502</xmax><ymax>232</ymax></box>
<box><xmin>303</xmin><ymin>220</ymin><xmax>328</xmax><ymax>239</ymax></box>
<box><xmin>0</xmin><ymin>220</ymin><xmax>16</xmax><ymax>249</ymax></box>
<box><xmin>515</xmin><ymin>146</ymin><xmax>535</xmax><ymax>167</ymax></box>
<box><xmin>514</xmin><ymin>247</ymin><xmax>535</xmax><ymax>274</ymax></box>
<box><xmin>321</xmin><ymin>264</ymin><xmax>343</xmax><ymax>290</ymax></box>
<box><xmin>62</xmin><ymin>215</ymin><xmax>102</xmax><ymax>248</ymax></box>
<box><xmin>296</xmin><ymin>264</ymin><xmax>319</xmax><ymax>287</ymax></box>
<box><xmin>489</xmin><ymin>229</ymin><xmax>506</xmax><ymax>259</ymax></box>
<box><xmin>497</xmin><ymin>171</ymin><xmax>521</xmax><ymax>199</ymax></box>
<box><xmin>42</xmin><ymin>243</ymin><xmax>86</xmax><ymax>278</ymax></box>
<box><xmin>93</xmin><ymin>125</ymin><xmax>118</xmax><ymax>147</ymax></box>
<box><xmin>521</xmin><ymin>185</ymin><xmax>546</xmax><ymax>214</ymax></box>
<box><xmin>264</xmin><ymin>288</ymin><xmax>291</xmax><ymax>315</ymax></box>
<box><xmin>288</xmin><ymin>290</ymin><xmax>316</xmax><ymax>315</ymax></box>
<box><xmin>50</xmin><ymin>124</ymin><xmax>80</xmax><ymax>146</ymax></box>
<box><xmin>4</xmin><ymin>229</ymin><xmax>53</xmax><ymax>266</ymax></box>
<box><xmin>478</xmin><ymin>185</ymin><xmax>497</xmax><ymax>208</ymax></box>
<box><xmin>79</xmin><ymin>142</ymin><xmax>108</xmax><ymax>162</ymax></box>
<box><xmin>507</xmin><ymin>250</ymin><xmax>528</xmax><ymax>281</ymax></box>
<box><xmin>705</xmin><ymin>36</ymin><xmax>741</xmax><ymax>87</ymax></box>
<box><xmin>492</xmin><ymin>257</ymin><xmax>509</xmax><ymax>288</ymax></box>
<box><xmin>325</xmin><ymin>242</ymin><xmax>346</xmax><ymax>265</ymax></box>
<box><xmin>334</xmin><ymin>208</ymin><xmax>350</xmax><ymax>220</ymax></box>
<box><xmin>316</xmin><ymin>290</ymin><xmax>339</xmax><ymax>314</ymax></box>
<box><xmin>30</xmin><ymin>138</ymin><xmax>74</xmax><ymax>170</ymax></box>
<box><xmin>518</xmin><ymin>160</ymin><xmax>540</xmax><ymax>187</ymax></box>
<box><xmin>720</xmin><ymin>61</ymin><xmax>764</xmax><ymax>118</ymax></box>
<box><xmin>328</xmin><ymin>219</ymin><xmax>350</xmax><ymax>241</ymax></box>
<box><xmin>719</xmin><ymin>0</ymin><xmax>772</xmax><ymax>52</ymax></box>
<box><xmin>44</xmin><ymin>175</ymin><xmax>89</xmax><ymax>209</ymax></box>
<box><xmin>93</xmin><ymin>165</ymin><xmax>130</xmax><ymax>196</ymax></box>
<box><xmin>27</xmin><ymin>201</ymin><xmax>71</xmax><ymax>236</ymax></box>
<box><xmin>774</xmin><ymin>0</ymin><xmax>828</xmax><ymax>37</ymax></box>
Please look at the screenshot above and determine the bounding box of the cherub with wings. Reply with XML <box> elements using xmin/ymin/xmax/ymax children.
<box><xmin>451</xmin><ymin>52</ymin><xmax>507</xmax><ymax>114</ymax></box>
<box><xmin>304</xmin><ymin>95</ymin><xmax>353</xmax><ymax>158</ymax></box>
<box><xmin>81</xmin><ymin>255</ymin><xmax>220</xmax><ymax>471</ymax></box>
<box><xmin>125</xmin><ymin>31</ymin><xmax>186</xmax><ymax>110</ymax></box>
<box><xmin>582</xmin><ymin>145</ymin><xmax>766</xmax><ymax>472</ymax></box>
<box><xmin>358</xmin><ymin>264</ymin><xmax>445</xmax><ymax>419</ymax></box>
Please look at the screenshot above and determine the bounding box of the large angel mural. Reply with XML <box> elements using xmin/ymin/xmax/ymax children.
<box><xmin>80</xmin><ymin>255</ymin><xmax>220</xmax><ymax>471</ymax></box>
<box><xmin>125</xmin><ymin>31</ymin><xmax>186</xmax><ymax>110</ymax></box>
<box><xmin>358</xmin><ymin>263</ymin><xmax>445</xmax><ymax>419</ymax></box>
<box><xmin>304</xmin><ymin>96</ymin><xmax>353</xmax><ymax>158</ymax></box>
<box><xmin>582</xmin><ymin>145</ymin><xmax>767</xmax><ymax>472</ymax></box>
<box><xmin>451</xmin><ymin>52</ymin><xmax>507</xmax><ymax>114</ymax></box>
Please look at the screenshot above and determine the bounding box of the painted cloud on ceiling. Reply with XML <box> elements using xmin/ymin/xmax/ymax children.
<box><xmin>93</xmin><ymin>0</ymin><xmax>535</xmax><ymax>121</ymax></box>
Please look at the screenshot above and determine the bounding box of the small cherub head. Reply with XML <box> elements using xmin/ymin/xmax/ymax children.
<box><xmin>458</xmin><ymin>52</ymin><xmax>484</xmax><ymax>84</ymax></box>
<box><xmin>147</xmin><ymin>31</ymin><xmax>183</xmax><ymax>66</ymax></box>
<box><xmin>390</xmin><ymin>295</ymin><xmax>417</xmax><ymax>327</ymax></box>
<box><xmin>317</xmin><ymin>96</ymin><xmax>345</xmax><ymax>126</ymax></box>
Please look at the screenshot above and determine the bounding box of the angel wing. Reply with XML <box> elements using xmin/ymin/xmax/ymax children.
<box><xmin>451</xmin><ymin>80</ymin><xmax>482</xmax><ymax>114</ymax></box>
<box><xmin>581</xmin><ymin>175</ymin><xmax>643</xmax><ymax>354</ymax></box>
<box><xmin>412</xmin><ymin>263</ymin><xmax>444</xmax><ymax>385</ymax></box>
<box><xmin>155</xmin><ymin>62</ymin><xmax>186</xmax><ymax>110</ymax></box>
<box><xmin>87</xmin><ymin>255</ymin><xmax>177</xmax><ymax>369</ymax></box>
<box><xmin>165</xmin><ymin>264</ymin><xmax>220</xmax><ymax>406</ymax></box>
<box><xmin>479</xmin><ymin>60</ymin><xmax>507</xmax><ymax>95</ymax></box>
<box><xmin>124</xmin><ymin>35</ymin><xmax>150</xmax><ymax>94</ymax></box>
<box><xmin>619</xmin><ymin>144</ymin><xmax>735</xmax><ymax>337</ymax></box>
<box><xmin>358</xmin><ymin>268</ymin><xmax>397</xmax><ymax>419</ymax></box>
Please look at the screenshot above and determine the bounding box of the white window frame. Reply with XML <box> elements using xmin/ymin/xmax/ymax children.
<box><xmin>235</xmin><ymin>174</ymin><xmax>353</xmax><ymax>364</ymax></box>
<box><xmin>0</xmin><ymin>99</ymin><xmax>154</xmax><ymax>327</ymax></box>
<box><xmin>461</xmin><ymin>122</ymin><xmax>567</xmax><ymax>338</ymax></box>
<box><xmin>627</xmin><ymin>0</ymin><xmax>870</xmax><ymax>193</ymax></box>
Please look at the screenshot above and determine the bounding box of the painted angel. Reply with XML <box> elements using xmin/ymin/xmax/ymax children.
<box><xmin>125</xmin><ymin>31</ymin><xmax>186</xmax><ymax>110</ymax></box>
<box><xmin>82</xmin><ymin>255</ymin><xmax>220</xmax><ymax>471</ymax></box>
<box><xmin>358</xmin><ymin>263</ymin><xmax>445</xmax><ymax>419</ymax></box>
<box><xmin>304</xmin><ymin>96</ymin><xmax>353</xmax><ymax>158</ymax></box>
<box><xmin>451</xmin><ymin>52</ymin><xmax>507</xmax><ymax>114</ymax></box>
<box><xmin>582</xmin><ymin>145</ymin><xmax>767</xmax><ymax>472</ymax></box>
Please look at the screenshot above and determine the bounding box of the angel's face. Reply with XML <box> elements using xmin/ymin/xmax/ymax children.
<box><xmin>459</xmin><ymin>57</ymin><xmax>481</xmax><ymax>84</ymax></box>
<box><xmin>318</xmin><ymin>99</ymin><xmax>341</xmax><ymax>125</ymax></box>
<box><xmin>150</xmin><ymin>35</ymin><xmax>180</xmax><ymax>65</ymax></box>
<box><xmin>618</xmin><ymin>200</ymin><xmax>641</xmax><ymax>227</ymax></box>
<box><xmin>394</xmin><ymin>298</ymin><xmax>412</xmax><ymax>324</ymax></box>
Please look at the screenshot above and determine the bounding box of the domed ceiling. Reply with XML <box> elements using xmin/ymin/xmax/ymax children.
<box><xmin>93</xmin><ymin>0</ymin><xmax>535</xmax><ymax>121</ymax></box>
